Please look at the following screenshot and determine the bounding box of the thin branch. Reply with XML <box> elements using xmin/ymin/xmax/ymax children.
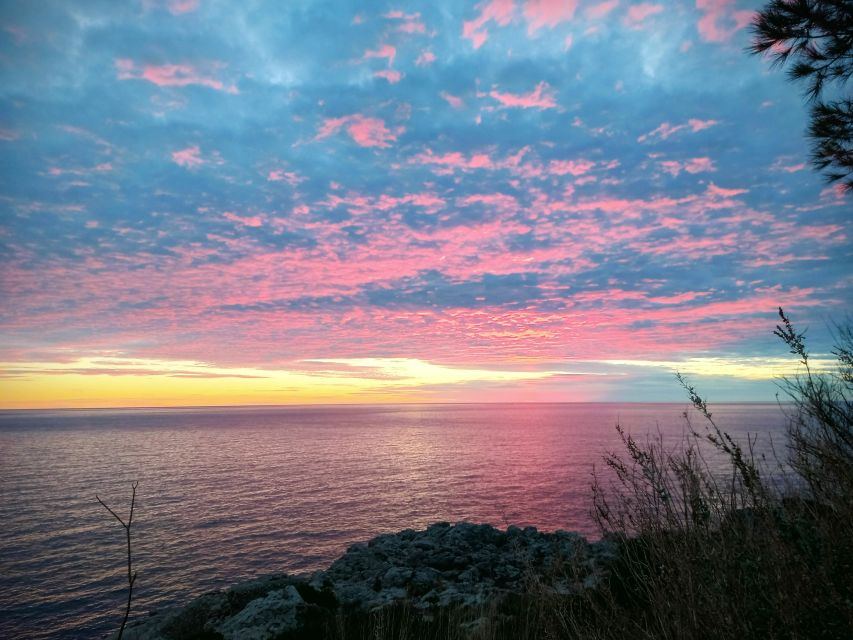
<box><xmin>97</xmin><ymin>481</ymin><xmax>139</xmax><ymax>640</ymax></box>
<box><xmin>96</xmin><ymin>495</ymin><xmax>127</xmax><ymax>528</ymax></box>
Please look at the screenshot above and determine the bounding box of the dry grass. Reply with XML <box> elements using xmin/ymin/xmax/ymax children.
<box><xmin>573</xmin><ymin>308</ymin><xmax>853</xmax><ymax>640</ymax></box>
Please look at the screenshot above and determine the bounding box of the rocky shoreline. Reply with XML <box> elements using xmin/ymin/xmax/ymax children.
<box><xmin>125</xmin><ymin>522</ymin><xmax>619</xmax><ymax>640</ymax></box>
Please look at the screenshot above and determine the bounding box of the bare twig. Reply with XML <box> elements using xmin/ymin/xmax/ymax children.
<box><xmin>97</xmin><ymin>481</ymin><xmax>139</xmax><ymax>640</ymax></box>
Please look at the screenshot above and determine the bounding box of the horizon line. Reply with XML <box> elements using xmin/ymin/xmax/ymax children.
<box><xmin>0</xmin><ymin>399</ymin><xmax>789</xmax><ymax>412</ymax></box>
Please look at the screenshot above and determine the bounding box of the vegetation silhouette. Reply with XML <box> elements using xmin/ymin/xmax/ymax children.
<box><xmin>581</xmin><ymin>308</ymin><xmax>853</xmax><ymax>639</ymax></box>
<box><xmin>97</xmin><ymin>481</ymin><xmax>139</xmax><ymax>640</ymax></box>
<box><xmin>750</xmin><ymin>0</ymin><xmax>853</xmax><ymax>191</ymax></box>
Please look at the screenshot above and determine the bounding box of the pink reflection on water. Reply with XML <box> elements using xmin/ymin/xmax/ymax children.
<box><xmin>0</xmin><ymin>403</ymin><xmax>787</xmax><ymax>639</ymax></box>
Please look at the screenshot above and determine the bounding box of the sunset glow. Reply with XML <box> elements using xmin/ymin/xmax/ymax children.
<box><xmin>1</xmin><ymin>1</ymin><xmax>850</xmax><ymax>408</ymax></box>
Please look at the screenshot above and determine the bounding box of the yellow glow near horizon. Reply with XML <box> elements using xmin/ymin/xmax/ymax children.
<box><xmin>591</xmin><ymin>356</ymin><xmax>834</xmax><ymax>380</ymax></box>
<box><xmin>0</xmin><ymin>356</ymin><xmax>569</xmax><ymax>409</ymax></box>
<box><xmin>0</xmin><ymin>354</ymin><xmax>827</xmax><ymax>409</ymax></box>
<box><xmin>306</xmin><ymin>357</ymin><xmax>568</xmax><ymax>384</ymax></box>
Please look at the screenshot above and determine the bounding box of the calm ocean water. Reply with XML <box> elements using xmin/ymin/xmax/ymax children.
<box><xmin>0</xmin><ymin>403</ymin><xmax>789</xmax><ymax>639</ymax></box>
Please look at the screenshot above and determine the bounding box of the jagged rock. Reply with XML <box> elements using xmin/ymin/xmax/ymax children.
<box><xmin>382</xmin><ymin>565</ymin><xmax>411</xmax><ymax>588</ymax></box>
<box><xmin>124</xmin><ymin>522</ymin><xmax>618</xmax><ymax>640</ymax></box>
<box><xmin>214</xmin><ymin>586</ymin><xmax>303</xmax><ymax>640</ymax></box>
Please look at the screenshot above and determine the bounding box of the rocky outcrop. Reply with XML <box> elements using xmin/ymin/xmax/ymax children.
<box><xmin>124</xmin><ymin>522</ymin><xmax>618</xmax><ymax>640</ymax></box>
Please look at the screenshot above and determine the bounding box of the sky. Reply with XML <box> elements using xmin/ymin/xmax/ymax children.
<box><xmin>0</xmin><ymin>0</ymin><xmax>850</xmax><ymax>409</ymax></box>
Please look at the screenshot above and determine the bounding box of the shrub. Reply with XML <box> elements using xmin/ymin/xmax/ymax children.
<box><xmin>580</xmin><ymin>308</ymin><xmax>853</xmax><ymax>639</ymax></box>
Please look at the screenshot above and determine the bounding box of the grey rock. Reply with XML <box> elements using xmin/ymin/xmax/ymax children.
<box><xmin>382</xmin><ymin>565</ymin><xmax>412</xmax><ymax>588</ymax></box>
<box><xmin>124</xmin><ymin>522</ymin><xmax>619</xmax><ymax>640</ymax></box>
<box><xmin>215</xmin><ymin>586</ymin><xmax>304</xmax><ymax>640</ymax></box>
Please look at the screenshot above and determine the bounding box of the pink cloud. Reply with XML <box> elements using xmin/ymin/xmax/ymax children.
<box><xmin>558</xmin><ymin>195</ymin><xmax>688</xmax><ymax>215</ymax></box>
<box><xmin>659</xmin><ymin>161</ymin><xmax>681</xmax><ymax>176</ymax></box>
<box><xmin>469</xmin><ymin>154</ymin><xmax>495</xmax><ymax>169</ymax></box>
<box><xmin>143</xmin><ymin>0</ymin><xmax>200</xmax><ymax>13</ymax></box>
<box><xmin>524</xmin><ymin>0</ymin><xmax>579</xmax><ymax>33</ymax></box>
<box><xmin>9</xmin><ymin>242</ymin><xmax>815</xmax><ymax>371</ymax></box>
<box><xmin>548</xmin><ymin>159</ymin><xmax>596</xmax><ymax>176</ymax></box>
<box><xmin>409</xmin><ymin>149</ymin><xmax>496</xmax><ymax>172</ymax></box>
<box><xmin>770</xmin><ymin>157</ymin><xmax>806</xmax><ymax>174</ymax></box>
<box><xmin>490</xmin><ymin>81</ymin><xmax>557</xmax><ymax>109</ymax></box>
<box><xmin>316</xmin><ymin>115</ymin><xmax>402</xmax><ymax>148</ymax></box>
<box><xmin>638</xmin><ymin>118</ymin><xmax>719</xmax><ymax>142</ymax></box>
<box><xmin>171</xmin><ymin>145</ymin><xmax>204</xmax><ymax>168</ymax></box>
<box><xmin>660</xmin><ymin>157</ymin><xmax>716</xmax><ymax>176</ymax></box>
<box><xmin>629</xmin><ymin>233</ymin><xmax>743</xmax><ymax>258</ymax></box>
<box><xmin>345</xmin><ymin>117</ymin><xmax>401</xmax><ymax>148</ymax></box>
<box><xmin>585</xmin><ymin>0</ymin><xmax>619</xmax><ymax>20</ymax></box>
<box><xmin>819</xmin><ymin>184</ymin><xmax>847</xmax><ymax>202</ymax></box>
<box><xmin>373</xmin><ymin>193</ymin><xmax>446</xmax><ymax>213</ymax></box>
<box><xmin>0</xmin><ymin>128</ymin><xmax>20</xmax><ymax>141</ymax></box>
<box><xmin>223</xmin><ymin>212</ymin><xmax>263</xmax><ymax>227</ymax></box>
<box><xmin>407</xmin><ymin>193</ymin><xmax>446</xmax><ymax>209</ymax></box>
<box><xmin>457</xmin><ymin>192</ymin><xmax>520</xmax><ymax>214</ymax></box>
<box><xmin>685</xmin><ymin>157</ymin><xmax>715</xmax><ymax>173</ymax></box>
<box><xmin>115</xmin><ymin>59</ymin><xmax>237</xmax><ymax>93</ymax></box>
<box><xmin>638</xmin><ymin>122</ymin><xmax>683</xmax><ymax>142</ymax></box>
<box><xmin>4</xmin><ymin>177</ymin><xmax>838</xmax><ymax>379</ymax></box>
<box><xmin>696</xmin><ymin>0</ymin><xmax>753</xmax><ymax>43</ymax></box>
<box><xmin>384</xmin><ymin>10</ymin><xmax>418</xmax><ymax>19</ymax></box>
<box><xmin>408</xmin><ymin>146</ymin><xmax>612</xmax><ymax>181</ymax></box>
<box><xmin>383</xmin><ymin>10</ymin><xmax>426</xmax><ymax>33</ymax></box>
<box><xmin>397</xmin><ymin>21</ymin><xmax>427</xmax><ymax>34</ymax></box>
<box><xmin>792</xmin><ymin>224</ymin><xmax>845</xmax><ymax>242</ymax></box>
<box><xmin>167</xmin><ymin>0</ymin><xmax>199</xmax><ymax>14</ymax></box>
<box><xmin>374</xmin><ymin>69</ymin><xmax>403</xmax><ymax>83</ymax></box>
<box><xmin>114</xmin><ymin>59</ymin><xmax>134</xmax><ymax>75</ymax></box>
<box><xmin>688</xmin><ymin>118</ymin><xmax>718</xmax><ymax>132</ymax></box>
<box><xmin>47</xmin><ymin>162</ymin><xmax>113</xmax><ymax>177</ymax></box>
<box><xmin>647</xmin><ymin>291</ymin><xmax>711</xmax><ymax>305</ymax></box>
<box><xmin>706</xmin><ymin>183</ymin><xmax>747</xmax><ymax>198</ymax></box>
<box><xmin>463</xmin><ymin>0</ymin><xmax>515</xmax><ymax>49</ymax></box>
<box><xmin>440</xmin><ymin>91</ymin><xmax>464</xmax><ymax>108</ymax></box>
<box><xmin>267</xmin><ymin>170</ymin><xmax>303</xmax><ymax>186</ymax></box>
<box><xmin>415</xmin><ymin>50</ymin><xmax>436</xmax><ymax>66</ymax></box>
<box><xmin>624</xmin><ymin>3</ymin><xmax>663</xmax><ymax>29</ymax></box>
<box><xmin>396</xmin><ymin>20</ymin><xmax>426</xmax><ymax>33</ymax></box>
<box><xmin>363</xmin><ymin>44</ymin><xmax>396</xmax><ymax>66</ymax></box>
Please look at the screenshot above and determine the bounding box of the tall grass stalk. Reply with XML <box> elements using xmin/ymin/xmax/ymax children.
<box><xmin>580</xmin><ymin>308</ymin><xmax>853</xmax><ymax>639</ymax></box>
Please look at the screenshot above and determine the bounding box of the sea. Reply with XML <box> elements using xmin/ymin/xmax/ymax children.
<box><xmin>0</xmin><ymin>403</ymin><xmax>790</xmax><ymax>639</ymax></box>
